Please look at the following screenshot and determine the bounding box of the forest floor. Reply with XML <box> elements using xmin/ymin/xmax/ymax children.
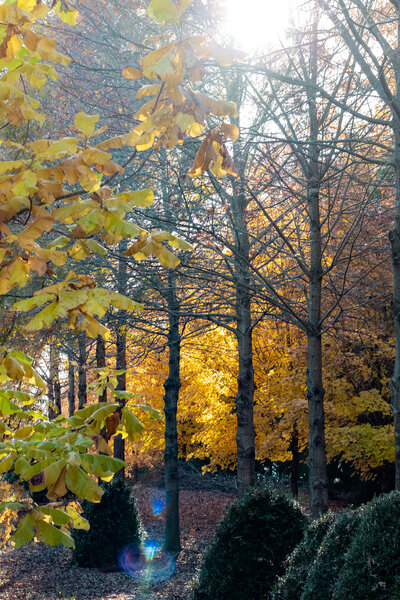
<box><xmin>0</xmin><ymin>467</ymin><xmax>236</xmax><ymax>600</ymax></box>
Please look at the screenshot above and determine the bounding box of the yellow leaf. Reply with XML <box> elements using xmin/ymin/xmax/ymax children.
<box><xmin>122</xmin><ymin>65</ymin><xmax>143</xmax><ymax>79</ymax></box>
<box><xmin>59</xmin><ymin>289</ymin><xmax>89</xmax><ymax>310</ymax></box>
<box><xmin>221</xmin><ymin>123</ymin><xmax>239</xmax><ymax>142</ymax></box>
<box><xmin>115</xmin><ymin>189</ymin><xmax>154</xmax><ymax>207</ymax></box>
<box><xmin>54</xmin><ymin>1</ymin><xmax>78</xmax><ymax>25</ymax></box>
<box><xmin>74</xmin><ymin>112</ymin><xmax>100</xmax><ymax>137</ymax></box>
<box><xmin>18</xmin><ymin>0</ymin><xmax>37</xmax><ymax>10</ymax></box>
<box><xmin>25</xmin><ymin>301</ymin><xmax>67</xmax><ymax>331</ymax></box>
<box><xmin>157</xmin><ymin>244</ymin><xmax>180</xmax><ymax>268</ymax></box>
<box><xmin>148</xmin><ymin>0</ymin><xmax>180</xmax><ymax>23</ymax></box>
<box><xmin>110</xmin><ymin>292</ymin><xmax>143</xmax><ymax>312</ymax></box>
<box><xmin>3</xmin><ymin>356</ymin><xmax>25</xmax><ymax>380</ymax></box>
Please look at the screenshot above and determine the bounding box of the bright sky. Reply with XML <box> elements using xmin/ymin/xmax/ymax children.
<box><xmin>224</xmin><ymin>0</ymin><xmax>291</xmax><ymax>52</ymax></box>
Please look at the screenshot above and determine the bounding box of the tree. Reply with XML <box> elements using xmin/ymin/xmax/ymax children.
<box><xmin>0</xmin><ymin>0</ymin><xmax>240</xmax><ymax>548</ymax></box>
<box><xmin>317</xmin><ymin>0</ymin><xmax>400</xmax><ymax>492</ymax></box>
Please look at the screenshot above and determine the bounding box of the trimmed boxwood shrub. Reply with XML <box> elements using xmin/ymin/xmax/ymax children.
<box><xmin>192</xmin><ymin>485</ymin><xmax>307</xmax><ymax>600</ymax></box>
<box><xmin>332</xmin><ymin>491</ymin><xmax>400</xmax><ymax>600</ymax></box>
<box><xmin>301</xmin><ymin>509</ymin><xmax>360</xmax><ymax>600</ymax></box>
<box><xmin>272</xmin><ymin>512</ymin><xmax>335</xmax><ymax>600</ymax></box>
<box><xmin>73</xmin><ymin>478</ymin><xmax>142</xmax><ymax>568</ymax></box>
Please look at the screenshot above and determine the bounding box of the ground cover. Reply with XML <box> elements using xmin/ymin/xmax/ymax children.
<box><xmin>0</xmin><ymin>482</ymin><xmax>234</xmax><ymax>600</ymax></box>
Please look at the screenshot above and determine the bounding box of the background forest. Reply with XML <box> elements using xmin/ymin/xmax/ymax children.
<box><xmin>2</xmin><ymin>0</ymin><xmax>400</xmax><ymax>599</ymax></box>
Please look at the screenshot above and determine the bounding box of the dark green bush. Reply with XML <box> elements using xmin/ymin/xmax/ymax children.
<box><xmin>333</xmin><ymin>491</ymin><xmax>400</xmax><ymax>600</ymax></box>
<box><xmin>272</xmin><ymin>512</ymin><xmax>335</xmax><ymax>600</ymax></box>
<box><xmin>192</xmin><ymin>485</ymin><xmax>307</xmax><ymax>600</ymax></box>
<box><xmin>73</xmin><ymin>478</ymin><xmax>142</xmax><ymax>568</ymax></box>
<box><xmin>301</xmin><ymin>509</ymin><xmax>360</xmax><ymax>600</ymax></box>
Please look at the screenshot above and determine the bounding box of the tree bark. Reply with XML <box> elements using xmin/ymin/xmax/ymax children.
<box><xmin>48</xmin><ymin>343</ymin><xmax>57</xmax><ymax>420</ymax></box>
<box><xmin>78</xmin><ymin>333</ymin><xmax>87</xmax><ymax>410</ymax></box>
<box><xmin>390</xmin><ymin>124</ymin><xmax>400</xmax><ymax>490</ymax></box>
<box><xmin>306</xmin><ymin>18</ymin><xmax>329</xmax><ymax>517</ymax></box>
<box><xmin>163</xmin><ymin>270</ymin><xmax>181</xmax><ymax>553</ymax></box>
<box><xmin>114</xmin><ymin>242</ymin><xmax>128</xmax><ymax>470</ymax></box>
<box><xmin>290</xmin><ymin>425</ymin><xmax>299</xmax><ymax>499</ymax></box>
<box><xmin>96</xmin><ymin>335</ymin><xmax>107</xmax><ymax>403</ymax></box>
<box><xmin>54</xmin><ymin>353</ymin><xmax>61</xmax><ymax>415</ymax></box>
<box><xmin>232</xmin><ymin>183</ymin><xmax>256</xmax><ymax>497</ymax></box>
<box><xmin>68</xmin><ymin>350</ymin><xmax>75</xmax><ymax>417</ymax></box>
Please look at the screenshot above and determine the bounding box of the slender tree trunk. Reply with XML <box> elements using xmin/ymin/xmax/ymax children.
<box><xmin>290</xmin><ymin>425</ymin><xmax>299</xmax><ymax>499</ymax></box>
<box><xmin>78</xmin><ymin>333</ymin><xmax>87</xmax><ymax>410</ymax></box>
<box><xmin>68</xmin><ymin>350</ymin><xmax>75</xmax><ymax>417</ymax></box>
<box><xmin>54</xmin><ymin>353</ymin><xmax>61</xmax><ymax>415</ymax></box>
<box><xmin>114</xmin><ymin>242</ymin><xmax>127</xmax><ymax>471</ymax></box>
<box><xmin>96</xmin><ymin>335</ymin><xmax>107</xmax><ymax>403</ymax></box>
<box><xmin>48</xmin><ymin>343</ymin><xmax>57</xmax><ymax>420</ymax></box>
<box><xmin>163</xmin><ymin>270</ymin><xmax>181</xmax><ymax>553</ymax></box>
<box><xmin>305</xmin><ymin>18</ymin><xmax>329</xmax><ymax>518</ymax></box>
<box><xmin>232</xmin><ymin>184</ymin><xmax>256</xmax><ymax>497</ymax></box>
<box><xmin>390</xmin><ymin>123</ymin><xmax>400</xmax><ymax>490</ymax></box>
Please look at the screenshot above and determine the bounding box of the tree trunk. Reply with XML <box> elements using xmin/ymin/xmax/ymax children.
<box><xmin>390</xmin><ymin>123</ymin><xmax>400</xmax><ymax>490</ymax></box>
<box><xmin>232</xmin><ymin>183</ymin><xmax>256</xmax><ymax>497</ymax></box>
<box><xmin>96</xmin><ymin>335</ymin><xmax>107</xmax><ymax>403</ymax></box>
<box><xmin>306</xmin><ymin>165</ymin><xmax>329</xmax><ymax>517</ymax></box>
<box><xmin>78</xmin><ymin>333</ymin><xmax>87</xmax><ymax>410</ymax></box>
<box><xmin>290</xmin><ymin>425</ymin><xmax>299</xmax><ymax>499</ymax></box>
<box><xmin>48</xmin><ymin>343</ymin><xmax>57</xmax><ymax>420</ymax></box>
<box><xmin>306</xmin><ymin>18</ymin><xmax>329</xmax><ymax>518</ymax></box>
<box><xmin>114</xmin><ymin>242</ymin><xmax>128</xmax><ymax>471</ymax></box>
<box><xmin>68</xmin><ymin>350</ymin><xmax>75</xmax><ymax>417</ymax></box>
<box><xmin>163</xmin><ymin>270</ymin><xmax>181</xmax><ymax>553</ymax></box>
<box><xmin>54</xmin><ymin>355</ymin><xmax>61</xmax><ymax>415</ymax></box>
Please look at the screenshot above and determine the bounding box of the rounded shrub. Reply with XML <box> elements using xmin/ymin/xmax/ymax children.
<box><xmin>332</xmin><ymin>491</ymin><xmax>400</xmax><ymax>600</ymax></box>
<box><xmin>192</xmin><ymin>485</ymin><xmax>307</xmax><ymax>600</ymax></box>
<box><xmin>272</xmin><ymin>511</ymin><xmax>335</xmax><ymax>600</ymax></box>
<box><xmin>73</xmin><ymin>477</ymin><xmax>142</xmax><ymax>568</ymax></box>
<box><xmin>301</xmin><ymin>509</ymin><xmax>360</xmax><ymax>600</ymax></box>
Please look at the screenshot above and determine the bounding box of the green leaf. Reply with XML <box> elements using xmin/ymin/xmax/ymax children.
<box><xmin>74</xmin><ymin>402</ymin><xmax>119</xmax><ymax>422</ymax></box>
<box><xmin>65</xmin><ymin>505</ymin><xmax>89</xmax><ymax>530</ymax></box>
<box><xmin>7</xmin><ymin>351</ymin><xmax>33</xmax><ymax>366</ymax></box>
<box><xmin>65</xmin><ymin>465</ymin><xmax>103</xmax><ymax>502</ymax></box>
<box><xmin>11</xmin><ymin>514</ymin><xmax>34</xmax><ymax>548</ymax></box>
<box><xmin>81</xmin><ymin>454</ymin><xmax>125</xmax><ymax>478</ymax></box>
<box><xmin>0</xmin><ymin>396</ymin><xmax>20</xmax><ymax>416</ymax></box>
<box><xmin>86</xmin><ymin>239</ymin><xmax>107</xmax><ymax>255</ymax></box>
<box><xmin>148</xmin><ymin>0</ymin><xmax>180</xmax><ymax>23</ymax></box>
<box><xmin>47</xmin><ymin>235</ymin><xmax>70</xmax><ymax>249</ymax></box>
<box><xmin>136</xmin><ymin>404</ymin><xmax>164</xmax><ymax>420</ymax></box>
<box><xmin>0</xmin><ymin>501</ymin><xmax>24</xmax><ymax>512</ymax></box>
<box><xmin>38</xmin><ymin>506</ymin><xmax>71</xmax><ymax>526</ymax></box>
<box><xmin>119</xmin><ymin>407</ymin><xmax>145</xmax><ymax>438</ymax></box>
<box><xmin>34</xmin><ymin>517</ymin><xmax>75</xmax><ymax>548</ymax></box>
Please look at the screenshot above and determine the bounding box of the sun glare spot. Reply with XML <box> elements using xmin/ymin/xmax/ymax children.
<box><xmin>224</xmin><ymin>0</ymin><xmax>290</xmax><ymax>52</ymax></box>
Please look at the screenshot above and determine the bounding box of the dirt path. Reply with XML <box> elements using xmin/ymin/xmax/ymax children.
<box><xmin>0</xmin><ymin>485</ymin><xmax>234</xmax><ymax>600</ymax></box>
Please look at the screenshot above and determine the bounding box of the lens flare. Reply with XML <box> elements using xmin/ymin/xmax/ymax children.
<box><xmin>150</xmin><ymin>491</ymin><xmax>165</xmax><ymax>517</ymax></box>
<box><xmin>119</xmin><ymin>541</ymin><xmax>176</xmax><ymax>583</ymax></box>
